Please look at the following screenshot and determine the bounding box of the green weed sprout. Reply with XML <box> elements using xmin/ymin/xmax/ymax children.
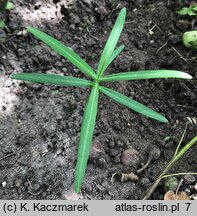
<box><xmin>11</xmin><ymin>8</ymin><xmax>192</xmax><ymax>193</ymax></box>
<box><xmin>177</xmin><ymin>5</ymin><xmax>197</xmax><ymax>16</ymax></box>
<box><xmin>177</xmin><ymin>5</ymin><xmax>197</xmax><ymax>49</ymax></box>
<box><xmin>0</xmin><ymin>1</ymin><xmax>13</xmax><ymax>10</ymax></box>
<box><xmin>183</xmin><ymin>31</ymin><xmax>197</xmax><ymax>49</ymax></box>
<box><xmin>0</xmin><ymin>19</ymin><xmax>5</xmax><ymax>28</ymax></box>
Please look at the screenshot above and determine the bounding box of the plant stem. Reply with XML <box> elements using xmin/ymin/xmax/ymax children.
<box><xmin>143</xmin><ymin>134</ymin><xmax>197</xmax><ymax>200</ymax></box>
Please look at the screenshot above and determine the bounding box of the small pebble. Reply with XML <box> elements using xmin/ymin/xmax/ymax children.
<box><xmin>95</xmin><ymin>6</ymin><xmax>108</xmax><ymax>20</ymax></box>
<box><xmin>183</xmin><ymin>174</ymin><xmax>196</xmax><ymax>185</ymax></box>
<box><xmin>89</xmin><ymin>138</ymin><xmax>103</xmax><ymax>160</ymax></box>
<box><xmin>70</xmin><ymin>14</ymin><xmax>80</xmax><ymax>25</ymax></box>
<box><xmin>2</xmin><ymin>146</ymin><xmax>13</xmax><ymax>154</ymax></box>
<box><xmin>55</xmin><ymin>61</ymin><xmax>63</xmax><ymax>67</ymax></box>
<box><xmin>116</xmin><ymin>140</ymin><xmax>123</xmax><ymax>147</ymax></box>
<box><xmin>139</xmin><ymin>126</ymin><xmax>144</xmax><ymax>132</ymax></box>
<box><xmin>4</xmin><ymin>79</ymin><xmax>13</xmax><ymax>87</ymax></box>
<box><xmin>106</xmin><ymin>20</ymin><xmax>112</xmax><ymax>27</ymax></box>
<box><xmin>114</xmin><ymin>156</ymin><xmax>120</xmax><ymax>164</ymax></box>
<box><xmin>149</xmin><ymin>146</ymin><xmax>161</xmax><ymax>160</ymax></box>
<box><xmin>17</xmin><ymin>48</ymin><xmax>26</xmax><ymax>56</ymax></box>
<box><xmin>176</xmin><ymin>19</ymin><xmax>190</xmax><ymax>31</ymax></box>
<box><xmin>17</xmin><ymin>155</ymin><xmax>28</xmax><ymax>166</ymax></box>
<box><xmin>109</xmin><ymin>149</ymin><xmax>119</xmax><ymax>157</ymax></box>
<box><xmin>121</xmin><ymin>148</ymin><xmax>140</xmax><ymax>167</ymax></box>
<box><xmin>109</xmin><ymin>141</ymin><xmax>115</xmax><ymax>148</ymax></box>
<box><xmin>139</xmin><ymin>178</ymin><xmax>151</xmax><ymax>189</ymax></box>
<box><xmin>2</xmin><ymin>181</ymin><xmax>6</xmax><ymax>187</ymax></box>
<box><xmin>157</xmin><ymin>140</ymin><xmax>166</xmax><ymax>147</ymax></box>
<box><xmin>31</xmin><ymin>183</ymin><xmax>41</xmax><ymax>192</ymax></box>
<box><xmin>169</xmin><ymin>35</ymin><xmax>180</xmax><ymax>44</ymax></box>
<box><xmin>24</xmin><ymin>182</ymin><xmax>29</xmax><ymax>188</ymax></box>
<box><xmin>15</xmin><ymin>179</ymin><xmax>22</xmax><ymax>188</ymax></box>
<box><xmin>194</xmin><ymin>183</ymin><xmax>197</xmax><ymax>190</ymax></box>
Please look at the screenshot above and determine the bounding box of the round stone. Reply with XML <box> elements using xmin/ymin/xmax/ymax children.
<box><xmin>121</xmin><ymin>148</ymin><xmax>140</xmax><ymax>167</ymax></box>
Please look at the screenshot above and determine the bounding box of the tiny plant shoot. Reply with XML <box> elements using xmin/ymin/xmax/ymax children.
<box><xmin>0</xmin><ymin>0</ymin><xmax>14</xmax><ymax>28</ymax></box>
<box><xmin>177</xmin><ymin>5</ymin><xmax>197</xmax><ymax>16</ymax></box>
<box><xmin>11</xmin><ymin>8</ymin><xmax>192</xmax><ymax>193</ymax></box>
<box><xmin>0</xmin><ymin>0</ymin><xmax>13</xmax><ymax>10</ymax></box>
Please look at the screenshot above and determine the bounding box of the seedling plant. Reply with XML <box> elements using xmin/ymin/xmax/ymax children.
<box><xmin>177</xmin><ymin>5</ymin><xmax>197</xmax><ymax>49</ymax></box>
<box><xmin>11</xmin><ymin>8</ymin><xmax>192</xmax><ymax>193</ymax></box>
<box><xmin>0</xmin><ymin>0</ymin><xmax>14</xmax><ymax>29</ymax></box>
<box><xmin>177</xmin><ymin>5</ymin><xmax>197</xmax><ymax>16</ymax></box>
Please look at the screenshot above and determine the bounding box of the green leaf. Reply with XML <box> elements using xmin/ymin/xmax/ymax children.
<box><xmin>74</xmin><ymin>83</ymin><xmax>99</xmax><ymax>192</ymax></box>
<box><xmin>103</xmin><ymin>44</ymin><xmax>124</xmax><ymax>72</ymax></box>
<box><xmin>11</xmin><ymin>73</ymin><xmax>92</xmax><ymax>87</ymax></box>
<box><xmin>188</xmin><ymin>11</ymin><xmax>197</xmax><ymax>16</ymax></box>
<box><xmin>97</xmin><ymin>8</ymin><xmax>126</xmax><ymax>79</ymax></box>
<box><xmin>27</xmin><ymin>27</ymin><xmax>97</xmax><ymax>80</ymax></box>
<box><xmin>5</xmin><ymin>2</ymin><xmax>14</xmax><ymax>10</ymax></box>
<box><xmin>192</xmin><ymin>6</ymin><xmax>197</xmax><ymax>11</ymax></box>
<box><xmin>0</xmin><ymin>20</ymin><xmax>5</xmax><ymax>29</ymax></box>
<box><xmin>100</xmin><ymin>70</ymin><xmax>192</xmax><ymax>82</ymax></box>
<box><xmin>99</xmin><ymin>86</ymin><xmax>168</xmax><ymax>123</ymax></box>
<box><xmin>177</xmin><ymin>6</ymin><xmax>197</xmax><ymax>16</ymax></box>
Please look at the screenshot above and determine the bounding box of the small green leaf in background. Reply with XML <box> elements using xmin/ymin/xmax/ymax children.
<box><xmin>11</xmin><ymin>73</ymin><xmax>92</xmax><ymax>87</ymax></box>
<box><xmin>99</xmin><ymin>85</ymin><xmax>168</xmax><ymax>123</ymax></box>
<box><xmin>5</xmin><ymin>1</ymin><xmax>14</xmax><ymax>10</ymax></box>
<box><xmin>177</xmin><ymin>5</ymin><xmax>197</xmax><ymax>16</ymax></box>
<box><xmin>0</xmin><ymin>20</ymin><xmax>5</xmax><ymax>29</ymax></box>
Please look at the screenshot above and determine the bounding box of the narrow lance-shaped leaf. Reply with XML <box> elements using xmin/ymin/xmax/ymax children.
<box><xmin>99</xmin><ymin>86</ymin><xmax>168</xmax><ymax>123</ymax></box>
<box><xmin>97</xmin><ymin>8</ymin><xmax>126</xmax><ymax>79</ymax></box>
<box><xmin>103</xmin><ymin>44</ymin><xmax>125</xmax><ymax>72</ymax></box>
<box><xmin>74</xmin><ymin>83</ymin><xmax>99</xmax><ymax>192</ymax></box>
<box><xmin>11</xmin><ymin>73</ymin><xmax>92</xmax><ymax>87</ymax></box>
<box><xmin>100</xmin><ymin>70</ymin><xmax>193</xmax><ymax>82</ymax></box>
<box><xmin>27</xmin><ymin>27</ymin><xmax>97</xmax><ymax>80</ymax></box>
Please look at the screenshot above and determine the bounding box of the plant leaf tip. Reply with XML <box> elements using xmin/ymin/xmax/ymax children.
<box><xmin>162</xmin><ymin>118</ymin><xmax>169</xmax><ymax>123</ymax></box>
<box><xmin>121</xmin><ymin>7</ymin><xmax>126</xmax><ymax>12</ymax></box>
<box><xmin>10</xmin><ymin>74</ymin><xmax>17</xmax><ymax>79</ymax></box>
<box><xmin>186</xmin><ymin>74</ymin><xmax>193</xmax><ymax>79</ymax></box>
<box><xmin>26</xmin><ymin>26</ymin><xmax>32</xmax><ymax>31</ymax></box>
<box><xmin>155</xmin><ymin>115</ymin><xmax>168</xmax><ymax>123</ymax></box>
<box><xmin>177</xmin><ymin>71</ymin><xmax>193</xmax><ymax>79</ymax></box>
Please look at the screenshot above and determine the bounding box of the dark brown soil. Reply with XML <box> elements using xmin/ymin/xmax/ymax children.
<box><xmin>0</xmin><ymin>0</ymin><xmax>196</xmax><ymax>200</ymax></box>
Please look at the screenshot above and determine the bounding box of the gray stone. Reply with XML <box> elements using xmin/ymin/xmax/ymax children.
<box><xmin>121</xmin><ymin>148</ymin><xmax>140</xmax><ymax>167</ymax></box>
<box><xmin>183</xmin><ymin>174</ymin><xmax>196</xmax><ymax>185</ymax></box>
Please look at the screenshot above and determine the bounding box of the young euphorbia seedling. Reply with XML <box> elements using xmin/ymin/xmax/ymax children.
<box><xmin>11</xmin><ymin>8</ymin><xmax>192</xmax><ymax>193</ymax></box>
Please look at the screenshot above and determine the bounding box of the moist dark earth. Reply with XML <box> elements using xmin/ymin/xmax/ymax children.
<box><xmin>0</xmin><ymin>0</ymin><xmax>197</xmax><ymax>200</ymax></box>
